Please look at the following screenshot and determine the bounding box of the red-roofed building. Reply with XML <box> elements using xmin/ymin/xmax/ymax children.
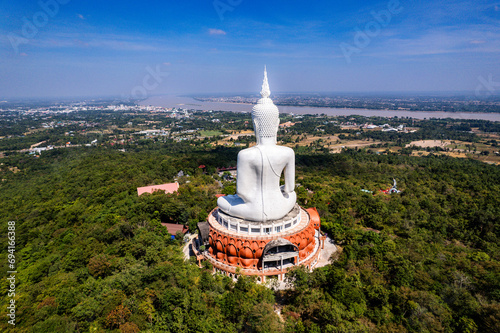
<box><xmin>137</xmin><ymin>182</ymin><xmax>179</xmax><ymax>196</ymax></box>
<box><xmin>161</xmin><ymin>223</ymin><xmax>189</xmax><ymax>236</ymax></box>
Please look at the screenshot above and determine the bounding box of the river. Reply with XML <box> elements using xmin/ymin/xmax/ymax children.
<box><xmin>142</xmin><ymin>95</ymin><xmax>500</xmax><ymax>122</ymax></box>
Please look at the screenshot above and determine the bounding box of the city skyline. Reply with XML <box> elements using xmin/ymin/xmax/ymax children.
<box><xmin>1</xmin><ymin>0</ymin><xmax>499</xmax><ymax>98</ymax></box>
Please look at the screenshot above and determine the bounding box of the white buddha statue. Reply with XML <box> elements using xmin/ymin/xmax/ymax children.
<box><xmin>217</xmin><ymin>68</ymin><xmax>297</xmax><ymax>222</ymax></box>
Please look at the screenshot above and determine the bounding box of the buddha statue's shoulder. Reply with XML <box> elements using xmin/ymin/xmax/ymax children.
<box><xmin>280</xmin><ymin>145</ymin><xmax>294</xmax><ymax>154</ymax></box>
<box><xmin>269</xmin><ymin>145</ymin><xmax>294</xmax><ymax>156</ymax></box>
<box><xmin>237</xmin><ymin>146</ymin><xmax>260</xmax><ymax>159</ymax></box>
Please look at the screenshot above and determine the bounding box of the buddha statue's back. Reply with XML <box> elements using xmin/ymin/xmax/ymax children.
<box><xmin>217</xmin><ymin>68</ymin><xmax>296</xmax><ymax>222</ymax></box>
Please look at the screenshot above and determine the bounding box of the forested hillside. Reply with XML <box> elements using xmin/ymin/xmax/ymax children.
<box><xmin>289</xmin><ymin>151</ymin><xmax>500</xmax><ymax>332</ymax></box>
<box><xmin>0</xmin><ymin>145</ymin><xmax>499</xmax><ymax>332</ymax></box>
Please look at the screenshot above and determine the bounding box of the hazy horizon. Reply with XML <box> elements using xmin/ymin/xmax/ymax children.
<box><xmin>3</xmin><ymin>90</ymin><xmax>500</xmax><ymax>102</ymax></box>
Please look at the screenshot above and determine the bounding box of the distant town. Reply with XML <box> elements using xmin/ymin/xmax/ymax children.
<box><xmin>0</xmin><ymin>98</ymin><xmax>499</xmax><ymax>166</ymax></box>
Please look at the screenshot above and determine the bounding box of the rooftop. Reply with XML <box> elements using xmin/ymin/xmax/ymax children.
<box><xmin>161</xmin><ymin>223</ymin><xmax>188</xmax><ymax>235</ymax></box>
<box><xmin>137</xmin><ymin>182</ymin><xmax>179</xmax><ymax>196</ymax></box>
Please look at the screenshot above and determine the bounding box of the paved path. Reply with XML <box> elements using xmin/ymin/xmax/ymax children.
<box><xmin>183</xmin><ymin>234</ymin><xmax>198</xmax><ymax>260</ymax></box>
<box><xmin>315</xmin><ymin>236</ymin><xmax>337</xmax><ymax>268</ymax></box>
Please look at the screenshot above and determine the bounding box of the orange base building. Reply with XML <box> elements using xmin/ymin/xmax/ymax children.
<box><xmin>198</xmin><ymin>205</ymin><xmax>325</xmax><ymax>282</ymax></box>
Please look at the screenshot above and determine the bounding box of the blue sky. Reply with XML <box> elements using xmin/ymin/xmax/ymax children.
<box><xmin>0</xmin><ymin>0</ymin><xmax>499</xmax><ymax>98</ymax></box>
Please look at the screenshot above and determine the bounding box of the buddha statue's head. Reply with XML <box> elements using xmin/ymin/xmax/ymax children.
<box><xmin>252</xmin><ymin>68</ymin><xmax>280</xmax><ymax>145</ymax></box>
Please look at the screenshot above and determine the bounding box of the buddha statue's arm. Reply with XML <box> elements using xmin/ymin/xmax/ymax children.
<box><xmin>283</xmin><ymin>150</ymin><xmax>295</xmax><ymax>194</ymax></box>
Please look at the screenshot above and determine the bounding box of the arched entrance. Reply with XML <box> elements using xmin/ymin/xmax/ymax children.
<box><xmin>262</xmin><ymin>238</ymin><xmax>299</xmax><ymax>271</ymax></box>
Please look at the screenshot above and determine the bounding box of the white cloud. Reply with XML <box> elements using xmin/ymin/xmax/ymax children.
<box><xmin>23</xmin><ymin>32</ymin><xmax>159</xmax><ymax>52</ymax></box>
<box><xmin>209</xmin><ymin>29</ymin><xmax>226</xmax><ymax>36</ymax></box>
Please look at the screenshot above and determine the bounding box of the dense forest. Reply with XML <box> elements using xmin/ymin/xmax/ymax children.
<box><xmin>0</xmin><ymin>137</ymin><xmax>499</xmax><ymax>332</ymax></box>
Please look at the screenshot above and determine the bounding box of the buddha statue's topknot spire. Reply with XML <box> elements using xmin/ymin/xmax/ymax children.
<box><xmin>252</xmin><ymin>66</ymin><xmax>279</xmax><ymax>141</ymax></box>
<box><xmin>261</xmin><ymin>66</ymin><xmax>271</xmax><ymax>98</ymax></box>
